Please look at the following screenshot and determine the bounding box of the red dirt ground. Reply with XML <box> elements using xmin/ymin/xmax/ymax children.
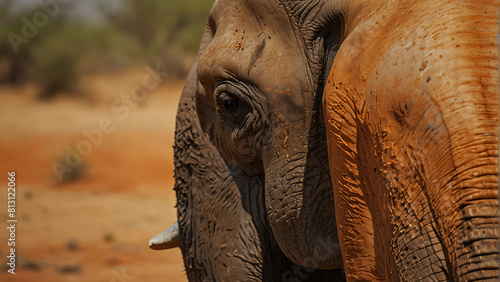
<box><xmin>0</xmin><ymin>69</ymin><xmax>188</xmax><ymax>281</ymax></box>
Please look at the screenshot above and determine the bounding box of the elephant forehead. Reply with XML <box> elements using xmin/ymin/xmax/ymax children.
<box><xmin>198</xmin><ymin>0</ymin><xmax>313</xmax><ymax>112</ymax></box>
<box><xmin>198</xmin><ymin>33</ymin><xmax>303</xmax><ymax>83</ymax></box>
<box><xmin>200</xmin><ymin>5</ymin><xmax>304</xmax><ymax>78</ymax></box>
<box><xmin>211</xmin><ymin>0</ymin><xmax>287</xmax><ymax>27</ymax></box>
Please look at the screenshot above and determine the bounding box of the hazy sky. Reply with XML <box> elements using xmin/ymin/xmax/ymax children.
<box><xmin>8</xmin><ymin>0</ymin><xmax>121</xmax><ymax>22</ymax></box>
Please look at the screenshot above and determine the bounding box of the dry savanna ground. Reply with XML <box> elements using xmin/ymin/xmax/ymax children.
<box><xmin>0</xmin><ymin>68</ymin><xmax>188</xmax><ymax>282</ymax></box>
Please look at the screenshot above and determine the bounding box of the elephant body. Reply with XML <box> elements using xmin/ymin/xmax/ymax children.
<box><xmin>159</xmin><ymin>0</ymin><xmax>500</xmax><ymax>281</ymax></box>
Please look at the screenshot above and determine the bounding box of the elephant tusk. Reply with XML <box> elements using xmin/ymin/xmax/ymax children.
<box><xmin>149</xmin><ymin>222</ymin><xmax>180</xmax><ymax>250</ymax></box>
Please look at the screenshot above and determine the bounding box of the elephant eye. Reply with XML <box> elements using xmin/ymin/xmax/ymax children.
<box><xmin>217</xmin><ymin>92</ymin><xmax>249</xmax><ymax>124</ymax></box>
<box><xmin>221</xmin><ymin>93</ymin><xmax>240</xmax><ymax>114</ymax></box>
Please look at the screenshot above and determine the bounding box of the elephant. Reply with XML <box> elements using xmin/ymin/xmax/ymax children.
<box><xmin>151</xmin><ymin>0</ymin><xmax>500</xmax><ymax>281</ymax></box>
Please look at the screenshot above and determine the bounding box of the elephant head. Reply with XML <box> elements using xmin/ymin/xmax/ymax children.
<box><xmin>193</xmin><ymin>0</ymin><xmax>346</xmax><ymax>271</ymax></box>
<box><xmin>152</xmin><ymin>1</ymin><xmax>346</xmax><ymax>279</ymax></box>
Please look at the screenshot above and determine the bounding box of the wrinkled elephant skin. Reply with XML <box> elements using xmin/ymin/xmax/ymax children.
<box><xmin>324</xmin><ymin>0</ymin><xmax>499</xmax><ymax>280</ymax></box>
<box><xmin>167</xmin><ymin>0</ymin><xmax>500</xmax><ymax>281</ymax></box>
<box><xmin>173</xmin><ymin>1</ymin><xmax>344</xmax><ymax>280</ymax></box>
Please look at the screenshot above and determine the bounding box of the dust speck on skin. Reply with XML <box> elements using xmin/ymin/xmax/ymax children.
<box><xmin>426</xmin><ymin>76</ymin><xmax>431</xmax><ymax>83</ymax></box>
<box><xmin>419</xmin><ymin>61</ymin><xmax>428</xmax><ymax>72</ymax></box>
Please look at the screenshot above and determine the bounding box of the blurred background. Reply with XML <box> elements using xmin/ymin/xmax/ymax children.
<box><xmin>0</xmin><ymin>0</ymin><xmax>212</xmax><ymax>281</ymax></box>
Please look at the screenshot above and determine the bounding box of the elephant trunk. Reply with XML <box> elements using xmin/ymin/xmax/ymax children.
<box><xmin>263</xmin><ymin>101</ymin><xmax>343</xmax><ymax>270</ymax></box>
<box><xmin>265</xmin><ymin>148</ymin><xmax>341</xmax><ymax>270</ymax></box>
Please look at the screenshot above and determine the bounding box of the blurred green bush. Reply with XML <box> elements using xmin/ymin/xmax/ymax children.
<box><xmin>0</xmin><ymin>0</ymin><xmax>213</xmax><ymax>99</ymax></box>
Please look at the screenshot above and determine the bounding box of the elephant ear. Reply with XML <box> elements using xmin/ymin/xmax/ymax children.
<box><xmin>173</xmin><ymin>26</ymin><xmax>223</xmax><ymax>280</ymax></box>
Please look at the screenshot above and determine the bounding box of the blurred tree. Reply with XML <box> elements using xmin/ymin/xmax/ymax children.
<box><xmin>0</xmin><ymin>2</ymin><xmax>85</xmax><ymax>98</ymax></box>
<box><xmin>104</xmin><ymin>0</ymin><xmax>213</xmax><ymax>76</ymax></box>
<box><xmin>0</xmin><ymin>1</ymin><xmax>139</xmax><ymax>98</ymax></box>
<box><xmin>0</xmin><ymin>0</ymin><xmax>72</xmax><ymax>90</ymax></box>
<box><xmin>29</xmin><ymin>24</ymin><xmax>84</xmax><ymax>99</ymax></box>
<box><xmin>0</xmin><ymin>0</ymin><xmax>25</xmax><ymax>84</ymax></box>
<box><xmin>0</xmin><ymin>0</ymin><xmax>213</xmax><ymax>98</ymax></box>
